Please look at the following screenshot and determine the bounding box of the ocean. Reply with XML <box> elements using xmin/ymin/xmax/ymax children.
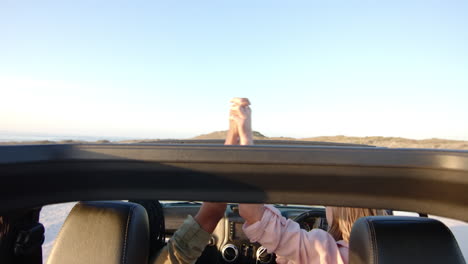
<box><xmin>0</xmin><ymin>132</ymin><xmax>134</xmax><ymax>142</ymax></box>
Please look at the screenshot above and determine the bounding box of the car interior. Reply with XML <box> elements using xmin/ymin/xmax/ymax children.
<box><xmin>41</xmin><ymin>200</ymin><xmax>466</xmax><ymax>264</ymax></box>
<box><xmin>1</xmin><ymin>141</ymin><xmax>467</xmax><ymax>264</ymax></box>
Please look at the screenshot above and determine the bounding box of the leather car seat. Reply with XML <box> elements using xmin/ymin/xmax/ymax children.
<box><xmin>349</xmin><ymin>216</ymin><xmax>465</xmax><ymax>264</ymax></box>
<box><xmin>47</xmin><ymin>201</ymin><xmax>149</xmax><ymax>264</ymax></box>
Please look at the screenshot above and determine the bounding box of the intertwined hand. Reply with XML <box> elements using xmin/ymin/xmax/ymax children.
<box><xmin>225</xmin><ymin>97</ymin><xmax>253</xmax><ymax>145</ymax></box>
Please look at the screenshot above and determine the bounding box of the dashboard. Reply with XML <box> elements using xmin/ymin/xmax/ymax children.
<box><xmin>163</xmin><ymin>202</ymin><xmax>327</xmax><ymax>264</ymax></box>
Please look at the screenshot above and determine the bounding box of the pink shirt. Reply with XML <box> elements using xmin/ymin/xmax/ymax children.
<box><xmin>243</xmin><ymin>205</ymin><xmax>348</xmax><ymax>264</ymax></box>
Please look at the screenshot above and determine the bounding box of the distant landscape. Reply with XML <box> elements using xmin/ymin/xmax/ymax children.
<box><xmin>193</xmin><ymin>131</ymin><xmax>468</xmax><ymax>150</ymax></box>
<box><xmin>1</xmin><ymin>130</ymin><xmax>467</xmax><ymax>150</ymax></box>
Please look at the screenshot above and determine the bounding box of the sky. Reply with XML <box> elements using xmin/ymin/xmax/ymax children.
<box><xmin>1</xmin><ymin>0</ymin><xmax>467</xmax><ymax>140</ymax></box>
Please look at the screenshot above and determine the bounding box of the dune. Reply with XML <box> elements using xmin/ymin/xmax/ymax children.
<box><xmin>2</xmin><ymin>131</ymin><xmax>467</xmax><ymax>150</ymax></box>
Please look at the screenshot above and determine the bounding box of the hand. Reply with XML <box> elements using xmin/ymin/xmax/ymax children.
<box><xmin>239</xmin><ymin>204</ymin><xmax>266</xmax><ymax>226</ymax></box>
<box><xmin>194</xmin><ymin>202</ymin><xmax>227</xmax><ymax>233</ymax></box>
<box><xmin>229</xmin><ymin>98</ymin><xmax>253</xmax><ymax>145</ymax></box>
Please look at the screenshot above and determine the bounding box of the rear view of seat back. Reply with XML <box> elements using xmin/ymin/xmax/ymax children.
<box><xmin>349</xmin><ymin>216</ymin><xmax>465</xmax><ymax>264</ymax></box>
<box><xmin>47</xmin><ymin>201</ymin><xmax>149</xmax><ymax>264</ymax></box>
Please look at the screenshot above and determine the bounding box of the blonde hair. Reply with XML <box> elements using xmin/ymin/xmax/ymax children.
<box><xmin>328</xmin><ymin>207</ymin><xmax>387</xmax><ymax>242</ymax></box>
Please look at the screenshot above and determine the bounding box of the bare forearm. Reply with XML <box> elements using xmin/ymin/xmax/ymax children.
<box><xmin>194</xmin><ymin>213</ymin><xmax>218</xmax><ymax>234</ymax></box>
<box><xmin>225</xmin><ymin>119</ymin><xmax>240</xmax><ymax>145</ymax></box>
<box><xmin>238</xmin><ymin>115</ymin><xmax>253</xmax><ymax>145</ymax></box>
<box><xmin>239</xmin><ymin>123</ymin><xmax>253</xmax><ymax>145</ymax></box>
<box><xmin>194</xmin><ymin>202</ymin><xmax>226</xmax><ymax>233</ymax></box>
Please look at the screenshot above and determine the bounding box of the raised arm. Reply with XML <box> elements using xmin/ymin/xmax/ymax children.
<box><xmin>241</xmin><ymin>205</ymin><xmax>347</xmax><ymax>264</ymax></box>
<box><xmin>225</xmin><ymin>117</ymin><xmax>240</xmax><ymax>145</ymax></box>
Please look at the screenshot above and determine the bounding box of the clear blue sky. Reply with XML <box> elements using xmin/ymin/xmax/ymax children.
<box><xmin>1</xmin><ymin>0</ymin><xmax>467</xmax><ymax>140</ymax></box>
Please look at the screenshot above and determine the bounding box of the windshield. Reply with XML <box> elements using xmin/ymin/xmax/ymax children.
<box><xmin>1</xmin><ymin>1</ymin><xmax>467</xmax><ymax>149</ymax></box>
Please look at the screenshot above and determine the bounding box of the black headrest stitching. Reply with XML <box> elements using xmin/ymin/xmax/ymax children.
<box><xmin>121</xmin><ymin>203</ymin><xmax>136</xmax><ymax>264</ymax></box>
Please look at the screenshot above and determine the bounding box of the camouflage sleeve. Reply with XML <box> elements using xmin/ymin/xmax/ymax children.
<box><xmin>152</xmin><ymin>215</ymin><xmax>211</xmax><ymax>264</ymax></box>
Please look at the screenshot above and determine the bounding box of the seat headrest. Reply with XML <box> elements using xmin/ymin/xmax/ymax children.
<box><xmin>349</xmin><ymin>216</ymin><xmax>465</xmax><ymax>264</ymax></box>
<box><xmin>47</xmin><ymin>201</ymin><xmax>149</xmax><ymax>264</ymax></box>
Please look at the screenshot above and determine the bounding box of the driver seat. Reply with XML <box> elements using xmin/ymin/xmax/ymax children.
<box><xmin>47</xmin><ymin>201</ymin><xmax>149</xmax><ymax>264</ymax></box>
<box><xmin>349</xmin><ymin>216</ymin><xmax>465</xmax><ymax>264</ymax></box>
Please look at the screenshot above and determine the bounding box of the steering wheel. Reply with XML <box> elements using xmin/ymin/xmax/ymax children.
<box><xmin>293</xmin><ymin>210</ymin><xmax>328</xmax><ymax>231</ymax></box>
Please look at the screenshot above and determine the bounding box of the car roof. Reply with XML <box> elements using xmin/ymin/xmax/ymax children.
<box><xmin>1</xmin><ymin>143</ymin><xmax>467</xmax><ymax>221</ymax></box>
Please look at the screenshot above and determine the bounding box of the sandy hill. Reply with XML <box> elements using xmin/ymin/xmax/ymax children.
<box><xmin>193</xmin><ymin>130</ymin><xmax>270</xmax><ymax>140</ymax></box>
<box><xmin>193</xmin><ymin>131</ymin><xmax>468</xmax><ymax>150</ymax></box>
<box><xmin>1</xmin><ymin>131</ymin><xmax>467</xmax><ymax>150</ymax></box>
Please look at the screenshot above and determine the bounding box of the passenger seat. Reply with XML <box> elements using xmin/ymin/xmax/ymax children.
<box><xmin>349</xmin><ymin>216</ymin><xmax>465</xmax><ymax>264</ymax></box>
<box><xmin>47</xmin><ymin>201</ymin><xmax>149</xmax><ymax>264</ymax></box>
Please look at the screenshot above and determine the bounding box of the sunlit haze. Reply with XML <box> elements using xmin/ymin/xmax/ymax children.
<box><xmin>1</xmin><ymin>0</ymin><xmax>467</xmax><ymax>140</ymax></box>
